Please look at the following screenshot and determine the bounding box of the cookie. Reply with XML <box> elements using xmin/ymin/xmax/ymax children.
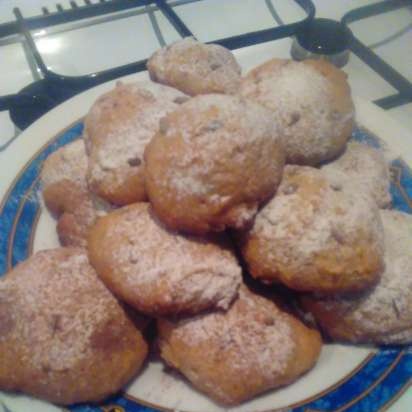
<box><xmin>322</xmin><ymin>140</ymin><xmax>391</xmax><ymax>208</ymax></box>
<box><xmin>144</xmin><ymin>94</ymin><xmax>285</xmax><ymax>234</ymax></box>
<box><xmin>0</xmin><ymin>248</ymin><xmax>148</xmax><ymax>405</ymax></box>
<box><xmin>301</xmin><ymin>209</ymin><xmax>412</xmax><ymax>344</ymax></box>
<box><xmin>240</xmin><ymin>58</ymin><xmax>354</xmax><ymax>165</ymax></box>
<box><xmin>41</xmin><ymin>139</ymin><xmax>109</xmax><ymax>247</ymax></box>
<box><xmin>41</xmin><ymin>139</ymin><xmax>88</xmax><ymax>193</ymax></box>
<box><xmin>87</xmin><ymin>203</ymin><xmax>242</xmax><ymax>316</ymax></box>
<box><xmin>237</xmin><ymin>165</ymin><xmax>384</xmax><ymax>294</ymax></box>
<box><xmin>84</xmin><ymin>81</ymin><xmax>187</xmax><ymax>205</ymax></box>
<box><xmin>147</xmin><ymin>37</ymin><xmax>241</xmax><ymax>96</ymax></box>
<box><xmin>157</xmin><ymin>286</ymin><xmax>322</xmax><ymax>405</ymax></box>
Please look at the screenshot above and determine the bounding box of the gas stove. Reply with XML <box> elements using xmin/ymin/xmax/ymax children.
<box><xmin>0</xmin><ymin>2</ymin><xmax>412</xmax><ymax>412</ymax></box>
<box><xmin>0</xmin><ymin>0</ymin><xmax>411</xmax><ymax>150</ymax></box>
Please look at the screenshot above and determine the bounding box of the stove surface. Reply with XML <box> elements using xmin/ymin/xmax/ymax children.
<box><xmin>0</xmin><ymin>0</ymin><xmax>411</xmax><ymax>147</ymax></box>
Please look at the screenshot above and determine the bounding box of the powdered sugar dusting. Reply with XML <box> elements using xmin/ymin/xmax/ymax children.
<box><xmin>148</xmin><ymin>37</ymin><xmax>241</xmax><ymax>95</ymax></box>
<box><xmin>241</xmin><ymin>60</ymin><xmax>354</xmax><ymax>162</ymax></box>
<box><xmin>253</xmin><ymin>166</ymin><xmax>384</xmax><ymax>269</ymax></box>
<box><xmin>379</xmin><ymin>327</ymin><xmax>412</xmax><ymax>345</ymax></box>
<box><xmin>41</xmin><ymin>139</ymin><xmax>88</xmax><ymax>189</ymax></box>
<box><xmin>86</xmin><ymin>81</ymin><xmax>186</xmax><ymax>188</ymax></box>
<box><xmin>159</xmin><ymin>94</ymin><xmax>281</xmax><ymax>199</ymax></box>
<box><xmin>167</xmin><ymin>165</ymin><xmax>212</xmax><ymax>198</ymax></box>
<box><xmin>0</xmin><ymin>248</ymin><xmax>126</xmax><ymax>372</ymax></box>
<box><xmin>40</xmin><ymin>139</ymin><xmax>112</xmax><ymax>247</ymax></box>
<box><xmin>230</xmin><ymin>203</ymin><xmax>258</xmax><ymax>229</ymax></box>
<box><xmin>322</xmin><ymin>140</ymin><xmax>391</xmax><ymax>208</ymax></box>
<box><xmin>105</xmin><ymin>204</ymin><xmax>241</xmax><ymax>311</ymax></box>
<box><xmin>168</xmin><ymin>287</ymin><xmax>294</xmax><ymax>380</ymax></box>
<box><xmin>321</xmin><ymin>210</ymin><xmax>412</xmax><ymax>340</ymax></box>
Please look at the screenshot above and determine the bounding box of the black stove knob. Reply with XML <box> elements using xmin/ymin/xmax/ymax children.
<box><xmin>291</xmin><ymin>18</ymin><xmax>352</xmax><ymax>67</ymax></box>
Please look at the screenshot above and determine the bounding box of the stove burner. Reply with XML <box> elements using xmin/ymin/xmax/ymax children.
<box><xmin>291</xmin><ymin>18</ymin><xmax>352</xmax><ymax>67</ymax></box>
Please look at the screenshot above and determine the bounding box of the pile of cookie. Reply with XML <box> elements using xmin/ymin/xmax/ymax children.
<box><xmin>1</xmin><ymin>37</ymin><xmax>411</xmax><ymax>407</ymax></box>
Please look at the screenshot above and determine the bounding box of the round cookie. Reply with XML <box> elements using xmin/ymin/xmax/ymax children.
<box><xmin>0</xmin><ymin>248</ymin><xmax>148</xmax><ymax>405</ymax></box>
<box><xmin>147</xmin><ymin>37</ymin><xmax>241</xmax><ymax>96</ymax></box>
<box><xmin>301</xmin><ymin>209</ymin><xmax>412</xmax><ymax>344</ymax></box>
<box><xmin>322</xmin><ymin>140</ymin><xmax>391</xmax><ymax>208</ymax></box>
<box><xmin>157</xmin><ymin>285</ymin><xmax>322</xmax><ymax>406</ymax></box>
<box><xmin>87</xmin><ymin>203</ymin><xmax>242</xmax><ymax>316</ymax></box>
<box><xmin>240</xmin><ymin>58</ymin><xmax>354</xmax><ymax>165</ymax></box>
<box><xmin>84</xmin><ymin>80</ymin><xmax>187</xmax><ymax>205</ymax></box>
<box><xmin>237</xmin><ymin>165</ymin><xmax>384</xmax><ymax>294</ymax></box>
<box><xmin>41</xmin><ymin>139</ymin><xmax>109</xmax><ymax>247</ymax></box>
<box><xmin>41</xmin><ymin>138</ymin><xmax>88</xmax><ymax>192</ymax></box>
<box><xmin>144</xmin><ymin>94</ymin><xmax>285</xmax><ymax>234</ymax></box>
<box><xmin>48</xmin><ymin>184</ymin><xmax>97</xmax><ymax>247</ymax></box>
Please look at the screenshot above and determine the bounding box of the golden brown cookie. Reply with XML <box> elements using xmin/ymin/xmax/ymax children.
<box><xmin>0</xmin><ymin>248</ymin><xmax>148</xmax><ymax>405</ymax></box>
<box><xmin>147</xmin><ymin>37</ymin><xmax>241</xmax><ymax>96</ymax></box>
<box><xmin>41</xmin><ymin>139</ymin><xmax>109</xmax><ymax>247</ymax></box>
<box><xmin>240</xmin><ymin>58</ymin><xmax>354</xmax><ymax>165</ymax></box>
<box><xmin>301</xmin><ymin>209</ymin><xmax>412</xmax><ymax>344</ymax></box>
<box><xmin>87</xmin><ymin>203</ymin><xmax>242</xmax><ymax>316</ymax></box>
<box><xmin>322</xmin><ymin>140</ymin><xmax>391</xmax><ymax>208</ymax></box>
<box><xmin>157</xmin><ymin>286</ymin><xmax>322</xmax><ymax>405</ymax></box>
<box><xmin>84</xmin><ymin>80</ymin><xmax>187</xmax><ymax>205</ymax></box>
<box><xmin>144</xmin><ymin>94</ymin><xmax>285</xmax><ymax>234</ymax></box>
<box><xmin>41</xmin><ymin>139</ymin><xmax>88</xmax><ymax>193</ymax></box>
<box><xmin>237</xmin><ymin>165</ymin><xmax>384</xmax><ymax>294</ymax></box>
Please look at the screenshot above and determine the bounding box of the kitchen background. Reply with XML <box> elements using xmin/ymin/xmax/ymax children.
<box><xmin>0</xmin><ymin>0</ymin><xmax>411</xmax><ymax>153</ymax></box>
<box><xmin>0</xmin><ymin>1</ymin><xmax>411</xmax><ymax>411</ymax></box>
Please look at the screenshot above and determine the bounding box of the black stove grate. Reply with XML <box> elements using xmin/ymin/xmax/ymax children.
<box><xmin>0</xmin><ymin>0</ymin><xmax>315</xmax><ymax>132</ymax></box>
<box><xmin>342</xmin><ymin>0</ymin><xmax>412</xmax><ymax>110</ymax></box>
<box><xmin>0</xmin><ymin>0</ymin><xmax>411</xmax><ymax>137</ymax></box>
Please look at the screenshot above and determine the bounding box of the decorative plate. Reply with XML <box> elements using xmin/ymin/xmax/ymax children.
<box><xmin>0</xmin><ymin>70</ymin><xmax>411</xmax><ymax>412</ymax></box>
